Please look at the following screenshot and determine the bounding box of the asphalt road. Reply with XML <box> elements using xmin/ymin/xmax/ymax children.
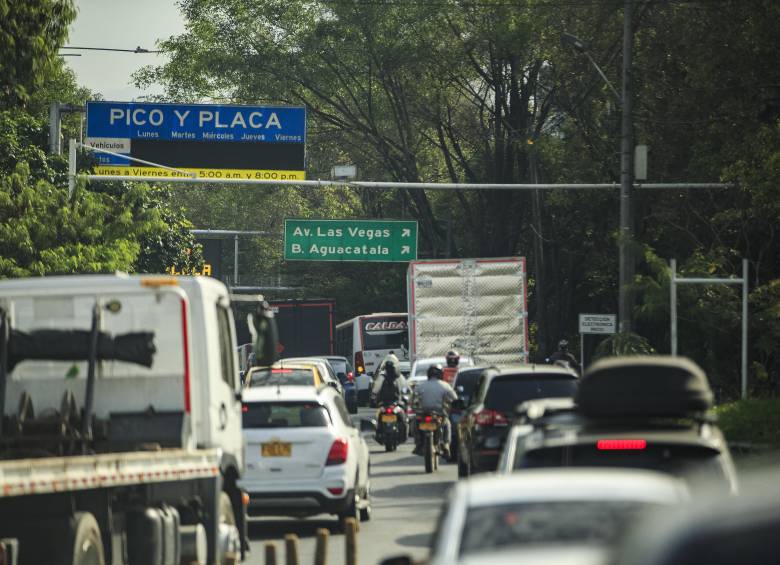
<box><xmin>245</xmin><ymin>408</ymin><xmax>457</xmax><ymax>565</ymax></box>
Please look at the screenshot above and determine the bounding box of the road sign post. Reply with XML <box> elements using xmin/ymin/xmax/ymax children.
<box><xmin>284</xmin><ymin>219</ymin><xmax>417</xmax><ymax>262</ymax></box>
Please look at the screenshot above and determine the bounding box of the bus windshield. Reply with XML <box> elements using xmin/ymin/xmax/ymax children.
<box><xmin>361</xmin><ymin>316</ymin><xmax>409</xmax><ymax>351</ymax></box>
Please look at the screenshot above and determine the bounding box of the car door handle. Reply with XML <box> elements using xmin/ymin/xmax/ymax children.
<box><xmin>219</xmin><ymin>402</ymin><xmax>228</xmax><ymax>430</ymax></box>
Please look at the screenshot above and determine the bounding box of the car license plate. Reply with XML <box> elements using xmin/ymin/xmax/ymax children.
<box><xmin>381</xmin><ymin>414</ymin><xmax>397</xmax><ymax>422</ymax></box>
<box><xmin>261</xmin><ymin>441</ymin><xmax>292</xmax><ymax>457</ymax></box>
<box><xmin>418</xmin><ymin>422</ymin><xmax>438</xmax><ymax>431</ymax></box>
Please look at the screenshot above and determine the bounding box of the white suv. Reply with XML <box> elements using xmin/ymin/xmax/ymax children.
<box><xmin>238</xmin><ymin>385</ymin><xmax>371</xmax><ymax>526</ymax></box>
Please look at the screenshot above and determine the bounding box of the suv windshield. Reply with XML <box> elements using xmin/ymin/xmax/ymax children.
<box><xmin>459</xmin><ymin>500</ymin><xmax>660</xmax><ymax>555</ymax></box>
<box><xmin>242</xmin><ymin>402</ymin><xmax>330</xmax><ymax>428</ymax></box>
<box><xmin>247</xmin><ymin>368</ymin><xmax>315</xmax><ymax>387</ymax></box>
<box><xmin>485</xmin><ymin>376</ymin><xmax>577</xmax><ymax>412</ymax></box>
<box><xmin>516</xmin><ymin>443</ymin><xmax>729</xmax><ymax>493</ymax></box>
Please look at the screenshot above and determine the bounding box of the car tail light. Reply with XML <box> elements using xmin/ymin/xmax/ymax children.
<box><xmin>355</xmin><ymin>351</ymin><xmax>365</xmax><ymax>375</ymax></box>
<box><xmin>475</xmin><ymin>409</ymin><xmax>508</xmax><ymax>427</ymax></box>
<box><xmin>326</xmin><ymin>438</ymin><xmax>349</xmax><ymax>465</ymax></box>
<box><xmin>242</xmin><ymin>404</ymin><xmax>249</xmax><ymax>413</ymax></box>
<box><xmin>347</xmin><ymin>371</ymin><xmax>354</xmax><ymax>382</ymax></box>
<box><xmin>597</xmin><ymin>439</ymin><xmax>647</xmax><ymax>450</ymax></box>
<box><xmin>328</xmin><ymin>487</ymin><xmax>344</xmax><ymax>496</ymax></box>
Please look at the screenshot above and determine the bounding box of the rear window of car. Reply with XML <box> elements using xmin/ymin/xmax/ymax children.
<box><xmin>459</xmin><ymin>500</ymin><xmax>660</xmax><ymax>555</ymax></box>
<box><xmin>485</xmin><ymin>376</ymin><xmax>578</xmax><ymax>412</ymax></box>
<box><xmin>242</xmin><ymin>402</ymin><xmax>330</xmax><ymax>428</ymax></box>
<box><xmin>327</xmin><ymin>358</ymin><xmax>348</xmax><ymax>374</ymax></box>
<box><xmin>515</xmin><ymin>443</ymin><xmax>730</xmax><ymax>494</ymax></box>
<box><xmin>454</xmin><ymin>369</ymin><xmax>483</xmax><ymax>400</ymax></box>
<box><xmin>247</xmin><ymin>368</ymin><xmax>315</xmax><ymax>387</ymax></box>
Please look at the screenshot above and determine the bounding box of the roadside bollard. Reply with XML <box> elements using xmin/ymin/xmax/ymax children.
<box><xmin>344</xmin><ymin>518</ymin><xmax>358</xmax><ymax>565</ymax></box>
<box><xmin>284</xmin><ymin>533</ymin><xmax>300</xmax><ymax>565</ymax></box>
<box><xmin>314</xmin><ymin>528</ymin><xmax>329</xmax><ymax>565</ymax></box>
<box><xmin>264</xmin><ymin>541</ymin><xmax>277</xmax><ymax>565</ymax></box>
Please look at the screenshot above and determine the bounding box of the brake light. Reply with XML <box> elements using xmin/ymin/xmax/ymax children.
<box><xmin>355</xmin><ymin>351</ymin><xmax>365</xmax><ymax>375</ymax></box>
<box><xmin>385</xmin><ymin>407</ymin><xmax>394</xmax><ymax>415</ymax></box>
<box><xmin>272</xmin><ymin>369</ymin><xmax>293</xmax><ymax>373</ymax></box>
<box><xmin>328</xmin><ymin>487</ymin><xmax>344</xmax><ymax>495</ymax></box>
<box><xmin>242</xmin><ymin>405</ymin><xmax>249</xmax><ymax>413</ymax></box>
<box><xmin>326</xmin><ymin>438</ymin><xmax>348</xmax><ymax>465</ymax></box>
<box><xmin>475</xmin><ymin>409</ymin><xmax>508</xmax><ymax>427</ymax></box>
<box><xmin>347</xmin><ymin>372</ymin><xmax>354</xmax><ymax>382</ymax></box>
<box><xmin>597</xmin><ymin>439</ymin><xmax>647</xmax><ymax>450</ymax></box>
<box><xmin>424</xmin><ymin>415</ymin><xmax>433</xmax><ymax>423</ymax></box>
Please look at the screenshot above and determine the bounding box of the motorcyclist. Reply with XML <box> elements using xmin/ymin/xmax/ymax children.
<box><xmin>548</xmin><ymin>339</ymin><xmax>581</xmax><ymax>374</ymax></box>
<box><xmin>442</xmin><ymin>349</ymin><xmax>460</xmax><ymax>385</ymax></box>
<box><xmin>413</xmin><ymin>364</ymin><xmax>457</xmax><ymax>457</ymax></box>
<box><xmin>372</xmin><ymin>360</ymin><xmax>408</xmax><ymax>437</ymax></box>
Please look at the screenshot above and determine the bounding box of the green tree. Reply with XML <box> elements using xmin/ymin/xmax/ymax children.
<box><xmin>0</xmin><ymin>0</ymin><xmax>76</xmax><ymax>108</ymax></box>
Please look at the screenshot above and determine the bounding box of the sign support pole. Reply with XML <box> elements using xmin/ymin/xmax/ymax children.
<box><xmin>68</xmin><ymin>138</ymin><xmax>77</xmax><ymax>197</ymax></box>
<box><xmin>580</xmin><ymin>333</ymin><xmax>585</xmax><ymax>374</ymax></box>
<box><xmin>670</xmin><ymin>258</ymin><xmax>748</xmax><ymax>399</ymax></box>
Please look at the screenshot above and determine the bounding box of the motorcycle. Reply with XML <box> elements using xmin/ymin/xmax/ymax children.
<box><xmin>376</xmin><ymin>402</ymin><xmax>407</xmax><ymax>452</ymax></box>
<box><xmin>416</xmin><ymin>411</ymin><xmax>446</xmax><ymax>473</ymax></box>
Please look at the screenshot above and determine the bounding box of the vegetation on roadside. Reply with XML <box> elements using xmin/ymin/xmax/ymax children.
<box><xmin>715</xmin><ymin>399</ymin><xmax>780</xmax><ymax>447</ymax></box>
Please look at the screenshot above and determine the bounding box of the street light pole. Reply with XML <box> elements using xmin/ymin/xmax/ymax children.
<box><xmin>618</xmin><ymin>0</ymin><xmax>634</xmax><ymax>333</ymax></box>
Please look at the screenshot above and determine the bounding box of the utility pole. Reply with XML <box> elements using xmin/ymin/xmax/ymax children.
<box><xmin>618</xmin><ymin>0</ymin><xmax>635</xmax><ymax>333</ymax></box>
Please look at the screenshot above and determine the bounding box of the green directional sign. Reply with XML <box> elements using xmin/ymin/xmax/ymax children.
<box><xmin>284</xmin><ymin>219</ymin><xmax>418</xmax><ymax>262</ymax></box>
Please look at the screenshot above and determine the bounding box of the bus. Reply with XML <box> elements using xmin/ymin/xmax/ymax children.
<box><xmin>336</xmin><ymin>313</ymin><xmax>409</xmax><ymax>401</ymax></box>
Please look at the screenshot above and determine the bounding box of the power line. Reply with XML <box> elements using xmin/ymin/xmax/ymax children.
<box><xmin>60</xmin><ymin>46</ymin><xmax>161</xmax><ymax>54</ymax></box>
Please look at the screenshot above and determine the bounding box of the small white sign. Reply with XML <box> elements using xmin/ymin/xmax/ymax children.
<box><xmin>85</xmin><ymin>137</ymin><xmax>132</xmax><ymax>153</ymax></box>
<box><xmin>579</xmin><ymin>313</ymin><xmax>617</xmax><ymax>335</ymax></box>
<box><xmin>332</xmin><ymin>165</ymin><xmax>357</xmax><ymax>178</ymax></box>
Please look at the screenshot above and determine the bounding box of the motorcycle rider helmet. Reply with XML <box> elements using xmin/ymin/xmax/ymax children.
<box><xmin>558</xmin><ymin>339</ymin><xmax>569</xmax><ymax>352</ymax></box>
<box><xmin>445</xmin><ymin>350</ymin><xmax>460</xmax><ymax>367</ymax></box>
<box><xmin>427</xmin><ymin>363</ymin><xmax>444</xmax><ymax>380</ymax></box>
<box><xmin>385</xmin><ymin>359</ymin><xmax>395</xmax><ymax>369</ymax></box>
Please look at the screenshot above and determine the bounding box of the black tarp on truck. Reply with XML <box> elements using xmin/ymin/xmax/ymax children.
<box><xmin>233</xmin><ymin>298</ymin><xmax>335</xmax><ymax>358</ymax></box>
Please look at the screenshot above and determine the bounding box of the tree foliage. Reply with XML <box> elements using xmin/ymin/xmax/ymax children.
<box><xmin>137</xmin><ymin>0</ymin><xmax>780</xmax><ymax>398</ymax></box>
<box><xmin>0</xmin><ymin>0</ymin><xmax>76</xmax><ymax>109</ymax></box>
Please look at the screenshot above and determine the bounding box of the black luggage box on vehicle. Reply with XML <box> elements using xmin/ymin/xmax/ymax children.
<box><xmin>576</xmin><ymin>356</ymin><xmax>714</xmax><ymax>418</ymax></box>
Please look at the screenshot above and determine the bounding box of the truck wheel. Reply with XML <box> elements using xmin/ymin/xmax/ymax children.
<box><xmin>217</xmin><ymin>492</ymin><xmax>240</xmax><ymax>565</ymax></box>
<box><xmin>69</xmin><ymin>512</ymin><xmax>105</xmax><ymax>565</ymax></box>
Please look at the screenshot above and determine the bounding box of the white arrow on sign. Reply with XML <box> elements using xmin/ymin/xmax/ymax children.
<box><xmin>401</xmin><ymin>245</ymin><xmax>411</xmax><ymax>254</ymax></box>
<box><xmin>402</xmin><ymin>228</ymin><xmax>411</xmax><ymax>237</ymax></box>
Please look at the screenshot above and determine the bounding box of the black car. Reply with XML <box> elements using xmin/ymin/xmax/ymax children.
<box><xmin>457</xmin><ymin>364</ymin><xmax>579</xmax><ymax>477</ymax></box>
<box><xmin>497</xmin><ymin>356</ymin><xmax>738</xmax><ymax>496</ymax></box>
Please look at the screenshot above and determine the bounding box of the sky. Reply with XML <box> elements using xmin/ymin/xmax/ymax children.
<box><xmin>65</xmin><ymin>0</ymin><xmax>186</xmax><ymax>101</ymax></box>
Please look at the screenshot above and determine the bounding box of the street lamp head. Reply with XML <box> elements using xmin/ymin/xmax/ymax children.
<box><xmin>561</xmin><ymin>32</ymin><xmax>587</xmax><ymax>54</ymax></box>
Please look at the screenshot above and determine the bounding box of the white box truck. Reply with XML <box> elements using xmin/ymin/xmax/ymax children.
<box><xmin>407</xmin><ymin>258</ymin><xmax>529</xmax><ymax>366</ymax></box>
<box><xmin>0</xmin><ymin>274</ymin><xmax>265</xmax><ymax>565</ymax></box>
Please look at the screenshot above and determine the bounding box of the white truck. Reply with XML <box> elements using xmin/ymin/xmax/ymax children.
<box><xmin>0</xmin><ymin>274</ymin><xmax>271</xmax><ymax>565</ymax></box>
<box><xmin>407</xmin><ymin>258</ymin><xmax>529</xmax><ymax>366</ymax></box>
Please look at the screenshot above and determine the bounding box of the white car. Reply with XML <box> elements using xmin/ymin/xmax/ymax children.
<box><xmin>408</xmin><ymin>356</ymin><xmax>474</xmax><ymax>387</ymax></box>
<box><xmin>238</xmin><ymin>385</ymin><xmax>371</xmax><ymax>526</ymax></box>
<box><xmin>415</xmin><ymin>469</ymin><xmax>689</xmax><ymax>565</ymax></box>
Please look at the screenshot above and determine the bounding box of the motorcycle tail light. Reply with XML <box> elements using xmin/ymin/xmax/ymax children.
<box><xmin>385</xmin><ymin>407</ymin><xmax>394</xmax><ymax>414</ymax></box>
<box><xmin>597</xmin><ymin>439</ymin><xmax>647</xmax><ymax>450</ymax></box>
<box><xmin>326</xmin><ymin>438</ymin><xmax>349</xmax><ymax>465</ymax></box>
<box><xmin>424</xmin><ymin>415</ymin><xmax>433</xmax><ymax>423</ymax></box>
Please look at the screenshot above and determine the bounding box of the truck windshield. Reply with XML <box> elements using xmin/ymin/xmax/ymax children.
<box><xmin>246</xmin><ymin>368</ymin><xmax>315</xmax><ymax>387</ymax></box>
<box><xmin>242</xmin><ymin>402</ymin><xmax>330</xmax><ymax>428</ymax></box>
